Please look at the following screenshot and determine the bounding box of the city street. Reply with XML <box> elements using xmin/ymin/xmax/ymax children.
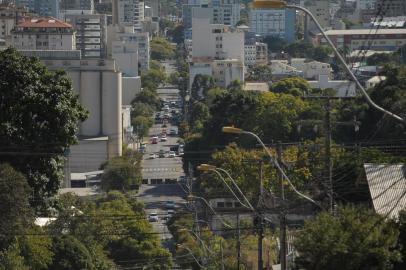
<box><xmin>137</xmin><ymin>83</ymin><xmax>187</xmax><ymax>250</ymax></box>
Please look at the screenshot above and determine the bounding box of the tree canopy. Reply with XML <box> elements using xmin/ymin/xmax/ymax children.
<box><xmin>0</xmin><ymin>48</ymin><xmax>88</xmax><ymax>209</ymax></box>
<box><xmin>150</xmin><ymin>37</ymin><xmax>175</xmax><ymax>60</ymax></box>
<box><xmin>294</xmin><ymin>206</ymin><xmax>401</xmax><ymax>270</ymax></box>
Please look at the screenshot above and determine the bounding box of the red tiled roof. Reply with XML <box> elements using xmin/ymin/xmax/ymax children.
<box><xmin>17</xmin><ymin>17</ymin><xmax>72</xmax><ymax>28</ymax></box>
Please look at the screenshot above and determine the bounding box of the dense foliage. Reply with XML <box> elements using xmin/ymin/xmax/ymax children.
<box><xmin>0</xmin><ymin>48</ymin><xmax>88</xmax><ymax>210</ymax></box>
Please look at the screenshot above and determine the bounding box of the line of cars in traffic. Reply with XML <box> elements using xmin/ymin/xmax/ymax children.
<box><xmin>148</xmin><ymin>200</ymin><xmax>177</xmax><ymax>222</ymax></box>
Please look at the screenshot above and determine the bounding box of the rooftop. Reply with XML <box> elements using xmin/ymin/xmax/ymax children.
<box><xmin>364</xmin><ymin>163</ymin><xmax>406</xmax><ymax>219</ymax></box>
<box><xmin>17</xmin><ymin>17</ymin><xmax>73</xmax><ymax>28</ymax></box>
<box><xmin>320</xmin><ymin>28</ymin><xmax>406</xmax><ymax>36</ymax></box>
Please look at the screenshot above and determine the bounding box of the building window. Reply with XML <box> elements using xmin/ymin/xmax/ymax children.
<box><xmin>225</xmin><ymin>202</ymin><xmax>233</xmax><ymax>208</ymax></box>
<box><xmin>217</xmin><ymin>202</ymin><xmax>225</xmax><ymax>208</ymax></box>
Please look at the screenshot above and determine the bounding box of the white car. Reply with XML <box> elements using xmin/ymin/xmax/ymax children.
<box><xmin>168</xmin><ymin>151</ymin><xmax>176</xmax><ymax>158</ymax></box>
<box><xmin>149</xmin><ymin>153</ymin><xmax>157</xmax><ymax>159</ymax></box>
<box><xmin>160</xmin><ymin>136</ymin><xmax>168</xmax><ymax>142</ymax></box>
<box><xmin>149</xmin><ymin>212</ymin><xmax>159</xmax><ymax>222</ymax></box>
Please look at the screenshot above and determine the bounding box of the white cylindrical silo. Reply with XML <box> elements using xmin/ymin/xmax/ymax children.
<box><xmin>102</xmin><ymin>71</ymin><xmax>122</xmax><ymax>157</ymax></box>
<box><xmin>80</xmin><ymin>71</ymin><xmax>101</xmax><ymax>136</ymax></box>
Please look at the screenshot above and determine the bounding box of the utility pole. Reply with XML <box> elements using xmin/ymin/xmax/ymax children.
<box><xmin>324</xmin><ymin>98</ymin><xmax>333</xmax><ymax>214</ymax></box>
<box><xmin>237</xmin><ymin>213</ymin><xmax>241</xmax><ymax>270</ymax></box>
<box><xmin>220</xmin><ymin>238</ymin><xmax>225</xmax><ymax>270</ymax></box>
<box><xmin>277</xmin><ymin>142</ymin><xmax>287</xmax><ymax>270</ymax></box>
<box><xmin>258</xmin><ymin>161</ymin><xmax>264</xmax><ymax>270</ymax></box>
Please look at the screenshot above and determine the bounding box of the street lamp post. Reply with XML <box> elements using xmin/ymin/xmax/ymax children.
<box><xmin>176</xmin><ymin>244</ymin><xmax>207</xmax><ymax>268</ymax></box>
<box><xmin>197</xmin><ymin>164</ymin><xmax>254</xmax><ymax>211</ymax></box>
<box><xmin>222</xmin><ymin>126</ymin><xmax>323</xmax><ymax>270</ymax></box>
<box><xmin>257</xmin><ymin>0</ymin><xmax>404</xmax><ymax>123</ymax></box>
<box><xmin>187</xmin><ymin>195</ymin><xmax>233</xmax><ymax>229</ymax></box>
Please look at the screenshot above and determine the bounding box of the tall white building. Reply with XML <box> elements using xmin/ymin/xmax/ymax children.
<box><xmin>107</xmin><ymin>25</ymin><xmax>150</xmax><ymax>71</ymax></box>
<box><xmin>189</xmin><ymin>9</ymin><xmax>244</xmax><ymax>88</ymax></box>
<box><xmin>112</xmin><ymin>0</ymin><xmax>144</xmax><ymax>31</ymax></box>
<box><xmin>11</xmin><ymin>18</ymin><xmax>76</xmax><ymax>50</ymax></box>
<box><xmin>305</xmin><ymin>0</ymin><xmax>330</xmax><ymax>29</ymax></box>
<box><xmin>192</xmin><ymin>8</ymin><xmax>244</xmax><ymax>61</ymax></box>
<box><xmin>212</xmin><ymin>0</ymin><xmax>240</xmax><ymax>26</ymax></box>
<box><xmin>249</xmin><ymin>3</ymin><xmax>296</xmax><ymax>43</ymax></box>
<box><xmin>65</xmin><ymin>14</ymin><xmax>107</xmax><ymax>58</ymax></box>
<box><xmin>0</xmin><ymin>3</ymin><xmax>30</xmax><ymax>43</ymax></box>
<box><xmin>112</xmin><ymin>41</ymin><xmax>139</xmax><ymax>77</ymax></box>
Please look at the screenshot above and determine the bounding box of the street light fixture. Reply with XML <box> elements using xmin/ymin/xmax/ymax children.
<box><xmin>176</xmin><ymin>244</ymin><xmax>207</xmax><ymax>268</ymax></box>
<box><xmin>256</xmin><ymin>0</ymin><xmax>404</xmax><ymax>123</ymax></box>
<box><xmin>198</xmin><ymin>164</ymin><xmax>255</xmax><ymax>211</ymax></box>
<box><xmin>187</xmin><ymin>195</ymin><xmax>233</xmax><ymax>228</ymax></box>
<box><xmin>222</xmin><ymin>126</ymin><xmax>320</xmax><ymax>207</ymax></box>
<box><xmin>178</xmin><ymin>228</ymin><xmax>214</xmax><ymax>254</ymax></box>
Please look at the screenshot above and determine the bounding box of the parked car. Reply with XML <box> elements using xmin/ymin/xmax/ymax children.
<box><xmin>168</xmin><ymin>151</ymin><xmax>176</xmax><ymax>158</ymax></box>
<box><xmin>169</xmin><ymin>128</ymin><xmax>177</xmax><ymax>135</ymax></box>
<box><xmin>149</xmin><ymin>212</ymin><xmax>159</xmax><ymax>222</ymax></box>
<box><xmin>161</xmin><ymin>135</ymin><xmax>168</xmax><ymax>142</ymax></box>
<box><xmin>151</xmin><ymin>136</ymin><xmax>159</xmax><ymax>144</ymax></box>
<box><xmin>149</xmin><ymin>153</ymin><xmax>157</xmax><ymax>159</ymax></box>
<box><xmin>159</xmin><ymin>150</ymin><xmax>165</xmax><ymax>158</ymax></box>
<box><xmin>165</xmin><ymin>201</ymin><xmax>176</xmax><ymax>209</ymax></box>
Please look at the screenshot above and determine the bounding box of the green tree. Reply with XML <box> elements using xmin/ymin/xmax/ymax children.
<box><xmin>0</xmin><ymin>48</ymin><xmax>88</xmax><ymax>209</ymax></box>
<box><xmin>0</xmin><ymin>242</ymin><xmax>28</xmax><ymax>270</ymax></box>
<box><xmin>18</xmin><ymin>227</ymin><xmax>53</xmax><ymax>270</ymax></box>
<box><xmin>271</xmin><ymin>76</ymin><xmax>312</xmax><ymax>96</ymax></box>
<box><xmin>395</xmin><ymin>210</ymin><xmax>406</xmax><ymax>270</ymax></box>
<box><xmin>50</xmin><ymin>236</ymin><xmax>95</xmax><ymax>270</ymax></box>
<box><xmin>131</xmin><ymin>115</ymin><xmax>153</xmax><ymax>137</ymax></box>
<box><xmin>312</xmin><ymin>45</ymin><xmax>333</xmax><ymax>62</ymax></box>
<box><xmin>263</xmin><ymin>36</ymin><xmax>287</xmax><ymax>52</ymax></box>
<box><xmin>168</xmin><ymin>25</ymin><xmax>184</xmax><ymax>44</ymax></box>
<box><xmin>101</xmin><ymin>156</ymin><xmax>142</xmax><ymax>191</ymax></box>
<box><xmin>0</xmin><ymin>164</ymin><xmax>33</xmax><ymax>250</ymax></box>
<box><xmin>285</xmin><ymin>40</ymin><xmax>314</xmax><ymax>58</ymax></box>
<box><xmin>189</xmin><ymin>101</ymin><xmax>210</xmax><ymax>133</ymax></box>
<box><xmin>150</xmin><ymin>37</ymin><xmax>175</xmax><ymax>60</ymax></box>
<box><xmin>132</xmin><ymin>88</ymin><xmax>161</xmax><ymax>110</ymax></box>
<box><xmin>294</xmin><ymin>206</ymin><xmax>401</xmax><ymax>270</ymax></box>
<box><xmin>141</xmin><ymin>68</ymin><xmax>166</xmax><ymax>89</ymax></box>
<box><xmin>246</xmin><ymin>65</ymin><xmax>273</xmax><ymax>82</ymax></box>
<box><xmin>191</xmin><ymin>74</ymin><xmax>216</xmax><ymax>100</ymax></box>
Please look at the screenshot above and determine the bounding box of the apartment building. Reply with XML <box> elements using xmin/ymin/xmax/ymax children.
<box><xmin>112</xmin><ymin>0</ymin><xmax>144</xmax><ymax>31</ymax></box>
<box><xmin>112</xmin><ymin>40</ymin><xmax>138</xmax><ymax>77</ymax></box>
<box><xmin>60</xmin><ymin>0</ymin><xmax>94</xmax><ymax>12</ymax></box>
<box><xmin>249</xmin><ymin>2</ymin><xmax>296</xmax><ymax>43</ymax></box>
<box><xmin>11</xmin><ymin>17</ymin><xmax>75</xmax><ymax>50</ymax></box>
<box><xmin>65</xmin><ymin>13</ymin><xmax>107</xmax><ymax>58</ymax></box>
<box><xmin>305</xmin><ymin>0</ymin><xmax>330</xmax><ymax>30</ymax></box>
<box><xmin>0</xmin><ymin>3</ymin><xmax>30</xmax><ymax>43</ymax></box>
<box><xmin>108</xmin><ymin>25</ymin><xmax>150</xmax><ymax>71</ymax></box>
<box><xmin>212</xmin><ymin>0</ymin><xmax>240</xmax><ymax>26</ymax></box>
<box><xmin>244</xmin><ymin>41</ymin><xmax>268</xmax><ymax>67</ymax></box>
<box><xmin>290</xmin><ymin>58</ymin><xmax>332</xmax><ymax>80</ymax></box>
<box><xmin>16</xmin><ymin>0</ymin><xmax>59</xmax><ymax>18</ymax></box>
<box><xmin>376</xmin><ymin>0</ymin><xmax>406</xmax><ymax>18</ymax></box>
<box><xmin>192</xmin><ymin>8</ymin><xmax>244</xmax><ymax>61</ymax></box>
<box><xmin>182</xmin><ymin>0</ymin><xmax>240</xmax><ymax>39</ymax></box>
<box><xmin>315</xmin><ymin>29</ymin><xmax>406</xmax><ymax>51</ymax></box>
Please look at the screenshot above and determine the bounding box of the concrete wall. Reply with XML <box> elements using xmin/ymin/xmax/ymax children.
<box><xmin>122</xmin><ymin>76</ymin><xmax>142</xmax><ymax>106</ymax></box>
<box><xmin>69</xmin><ymin>137</ymin><xmax>109</xmax><ymax>173</ymax></box>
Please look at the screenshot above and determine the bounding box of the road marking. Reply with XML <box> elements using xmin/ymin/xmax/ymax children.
<box><xmin>142</xmin><ymin>167</ymin><xmax>179</xmax><ymax>172</ymax></box>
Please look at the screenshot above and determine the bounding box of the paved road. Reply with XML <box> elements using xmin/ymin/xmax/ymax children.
<box><xmin>137</xmin><ymin>81</ymin><xmax>187</xmax><ymax>250</ymax></box>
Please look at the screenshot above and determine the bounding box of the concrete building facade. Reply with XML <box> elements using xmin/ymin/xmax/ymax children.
<box><xmin>112</xmin><ymin>40</ymin><xmax>139</xmax><ymax>76</ymax></box>
<box><xmin>249</xmin><ymin>6</ymin><xmax>295</xmax><ymax>43</ymax></box>
<box><xmin>315</xmin><ymin>29</ymin><xmax>406</xmax><ymax>51</ymax></box>
<box><xmin>0</xmin><ymin>3</ymin><xmax>30</xmax><ymax>43</ymax></box>
<box><xmin>192</xmin><ymin>10</ymin><xmax>244</xmax><ymax>61</ymax></box>
<box><xmin>112</xmin><ymin>0</ymin><xmax>144</xmax><ymax>31</ymax></box>
<box><xmin>65</xmin><ymin>14</ymin><xmax>107</xmax><ymax>58</ymax></box>
<box><xmin>16</xmin><ymin>0</ymin><xmax>59</xmax><ymax>18</ymax></box>
<box><xmin>108</xmin><ymin>25</ymin><xmax>150</xmax><ymax>71</ymax></box>
<box><xmin>11</xmin><ymin>18</ymin><xmax>76</xmax><ymax>50</ymax></box>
